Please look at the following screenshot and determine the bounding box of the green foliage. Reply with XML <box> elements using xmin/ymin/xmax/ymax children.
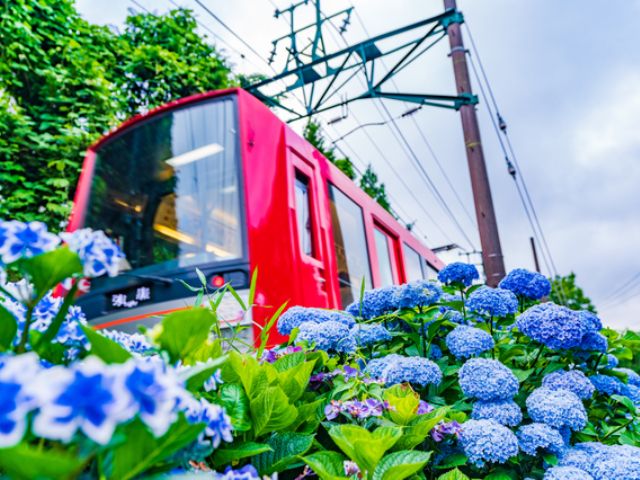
<box><xmin>550</xmin><ymin>272</ymin><xmax>597</xmax><ymax>312</ymax></box>
<box><xmin>359</xmin><ymin>164</ymin><xmax>392</xmax><ymax>213</ymax></box>
<box><xmin>0</xmin><ymin>1</ymin><xmax>234</xmax><ymax>228</ymax></box>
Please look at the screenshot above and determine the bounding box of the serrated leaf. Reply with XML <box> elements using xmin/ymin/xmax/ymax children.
<box><xmin>212</xmin><ymin>441</ymin><xmax>272</xmax><ymax>467</ymax></box>
<box><xmin>253</xmin><ymin>432</ymin><xmax>314</xmax><ymax>474</ymax></box>
<box><xmin>17</xmin><ymin>247</ymin><xmax>82</xmax><ymax>302</ymax></box>
<box><xmin>372</xmin><ymin>450</ymin><xmax>432</xmax><ymax>480</ymax></box>
<box><xmin>157</xmin><ymin>307</ymin><xmax>215</xmax><ymax>363</ymax></box>
<box><xmin>219</xmin><ymin>383</ymin><xmax>252</xmax><ymax>432</ymax></box>
<box><xmin>393</xmin><ymin>407</ymin><xmax>448</xmax><ymax>451</ymax></box>
<box><xmin>302</xmin><ymin>451</ymin><xmax>349</xmax><ymax>480</ymax></box>
<box><xmin>250</xmin><ymin>386</ymin><xmax>297</xmax><ymax>437</ymax></box>
<box><xmin>437</xmin><ymin>468</ymin><xmax>470</xmax><ymax>480</ymax></box>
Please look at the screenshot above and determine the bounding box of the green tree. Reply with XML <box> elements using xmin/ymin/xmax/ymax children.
<box><xmin>549</xmin><ymin>272</ymin><xmax>597</xmax><ymax>313</ymax></box>
<box><xmin>0</xmin><ymin>1</ymin><xmax>233</xmax><ymax>228</ymax></box>
<box><xmin>359</xmin><ymin>165</ymin><xmax>392</xmax><ymax>214</ymax></box>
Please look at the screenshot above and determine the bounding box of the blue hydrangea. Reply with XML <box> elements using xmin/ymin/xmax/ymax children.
<box><xmin>471</xmin><ymin>399</ymin><xmax>522</xmax><ymax>426</ymax></box>
<box><xmin>579</xmin><ymin>332</ymin><xmax>608</xmax><ymax>353</ymax></box>
<box><xmin>445</xmin><ymin>325</ymin><xmax>494</xmax><ymax>359</ymax></box>
<box><xmin>60</xmin><ymin>228</ymin><xmax>124</xmax><ymax>278</ymax></box>
<box><xmin>589</xmin><ymin>374</ymin><xmax>629</xmax><ymax>396</ymax></box>
<box><xmin>32</xmin><ymin>357</ymin><xmax>132</xmax><ymax>444</ymax></box>
<box><xmin>606</xmin><ymin>354</ymin><xmax>619</xmax><ymax>368</ymax></box>
<box><xmin>393</xmin><ymin>280</ymin><xmax>442</xmax><ymax>309</ymax></box>
<box><xmin>366</xmin><ymin>354</ymin><xmax>442</xmax><ymax>387</ymax></box>
<box><xmin>297</xmin><ymin>321</ymin><xmax>357</xmax><ymax>353</ymax></box>
<box><xmin>559</xmin><ymin>442</ymin><xmax>640</xmax><ymax>479</ymax></box>
<box><xmin>543</xmin><ymin>466</ymin><xmax>593</xmax><ymax>480</ymax></box>
<box><xmin>517</xmin><ymin>423</ymin><xmax>565</xmax><ymax>456</ymax></box>
<box><xmin>351</xmin><ymin>323</ymin><xmax>391</xmax><ymax>347</ymax></box>
<box><xmin>0</xmin><ymin>221</ymin><xmax>60</xmax><ymax>265</ymax></box>
<box><xmin>615</xmin><ymin>368</ymin><xmax>640</xmax><ymax>387</ymax></box>
<box><xmin>526</xmin><ymin>387</ymin><xmax>587</xmax><ymax>431</ymax></box>
<box><xmin>458</xmin><ymin>419</ymin><xmax>519</xmax><ymax>468</ymax></box>
<box><xmin>437</xmin><ymin>262</ymin><xmax>479</xmax><ymax>287</ymax></box>
<box><xmin>429</xmin><ymin>343</ymin><xmax>443</xmax><ymax>360</ymax></box>
<box><xmin>466</xmin><ymin>287</ymin><xmax>518</xmax><ymax>317</ymax></box>
<box><xmin>102</xmin><ymin>330</ymin><xmax>154</xmax><ymax>355</ymax></box>
<box><xmin>346</xmin><ymin>285</ymin><xmax>400</xmax><ymax>319</ymax></box>
<box><xmin>542</xmin><ymin>370</ymin><xmax>595</xmax><ymax>400</ymax></box>
<box><xmin>0</xmin><ymin>353</ymin><xmax>42</xmax><ymax>447</ymax></box>
<box><xmin>277</xmin><ymin>306</ymin><xmax>355</xmax><ymax>335</ymax></box>
<box><xmin>516</xmin><ymin>303</ymin><xmax>585</xmax><ymax>350</ymax></box>
<box><xmin>214</xmin><ymin>465</ymin><xmax>260</xmax><ymax>480</ymax></box>
<box><xmin>458</xmin><ymin>358</ymin><xmax>519</xmax><ymax>401</ymax></box>
<box><xmin>577</xmin><ymin>311</ymin><xmax>602</xmax><ymax>334</ymax></box>
<box><xmin>180</xmin><ymin>396</ymin><xmax>233</xmax><ymax>449</ymax></box>
<box><xmin>499</xmin><ymin>268</ymin><xmax>551</xmax><ymax>300</ymax></box>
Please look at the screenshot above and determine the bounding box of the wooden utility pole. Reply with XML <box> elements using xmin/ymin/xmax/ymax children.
<box><xmin>443</xmin><ymin>0</ymin><xmax>506</xmax><ymax>286</ymax></box>
<box><xmin>530</xmin><ymin>237</ymin><xmax>541</xmax><ymax>273</ymax></box>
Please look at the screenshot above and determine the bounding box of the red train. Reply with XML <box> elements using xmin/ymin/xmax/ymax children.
<box><xmin>69</xmin><ymin>88</ymin><xmax>444</xmax><ymax>344</ymax></box>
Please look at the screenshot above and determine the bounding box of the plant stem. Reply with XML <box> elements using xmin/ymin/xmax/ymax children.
<box><xmin>603</xmin><ymin>418</ymin><xmax>634</xmax><ymax>440</ymax></box>
<box><xmin>529</xmin><ymin>344</ymin><xmax>545</xmax><ymax>370</ymax></box>
<box><xmin>16</xmin><ymin>303</ymin><xmax>35</xmax><ymax>354</ymax></box>
<box><xmin>459</xmin><ymin>286</ymin><xmax>466</xmax><ymax>319</ymax></box>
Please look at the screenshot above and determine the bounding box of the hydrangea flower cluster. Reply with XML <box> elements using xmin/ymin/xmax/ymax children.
<box><xmin>351</xmin><ymin>323</ymin><xmax>391</xmax><ymax>347</ymax></box>
<box><xmin>517</xmin><ymin>422</ymin><xmax>565</xmax><ymax>456</ymax></box>
<box><xmin>558</xmin><ymin>442</ymin><xmax>640</xmax><ymax>479</ymax></box>
<box><xmin>471</xmin><ymin>399</ymin><xmax>522</xmax><ymax>427</ymax></box>
<box><xmin>324</xmin><ymin>398</ymin><xmax>390</xmax><ymax>420</ymax></box>
<box><xmin>0</xmin><ymin>221</ymin><xmax>60</xmax><ymax>265</ymax></box>
<box><xmin>458</xmin><ymin>358</ymin><xmax>519</xmax><ymax>401</ymax></box>
<box><xmin>616</xmin><ymin>367</ymin><xmax>640</xmax><ymax>387</ymax></box>
<box><xmin>458</xmin><ymin>419</ymin><xmax>519</xmax><ymax>467</ymax></box>
<box><xmin>393</xmin><ymin>280</ymin><xmax>442</xmax><ymax>309</ymax></box>
<box><xmin>260</xmin><ymin>345</ymin><xmax>303</xmax><ymax>363</ymax></box>
<box><xmin>526</xmin><ymin>387</ymin><xmax>587</xmax><ymax>431</ymax></box>
<box><xmin>297</xmin><ymin>320</ymin><xmax>357</xmax><ymax>353</ymax></box>
<box><xmin>498</xmin><ymin>268</ymin><xmax>551</xmax><ymax>300</ymax></box>
<box><xmin>589</xmin><ymin>374</ymin><xmax>629</xmax><ymax>396</ymax></box>
<box><xmin>542</xmin><ymin>370</ymin><xmax>595</xmax><ymax>400</ymax></box>
<box><xmin>179</xmin><ymin>395</ymin><xmax>233</xmax><ymax>450</ymax></box>
<box><xmin>437</xmin><ymin>262</ymin><xmax>479</xmax><ymax>287</ymax></box>
<box><xmin>102</xmin><ymin>329</ymin><xmax>154</xmax><ymax>355</ymax></box>
<box><xmin>466</xmin><ymin>287</ymin><xmax>518</xmax><ymax>317</ymax></box>
<box><xmin>345</xmin><ymin>285</ymin><xmax>399</xmax><ymax>319</ymax></box>
<box><xmin>516</xmin><ymin>303</ymin><xmax>585</xmax><ymax>350</ymax></box>
<box><xmin>543</xmin><ymin>466</ymin><xmax>594</xmax><ymax>480</ymax></box>
<box><xmin>213</xmin><ymin>465</ymin><xmax>260</xmax><ymax>480</ymax></box>
<box><xmin>60</xmin><ymin>228</ymin><xmax>123</xmax><ymax>278</ymax></box>
<box><xmin>431</xmin><ymin>420</ymin><xmax>462</xmax><ymax>442</ymax></box>
<box><xmin>277</xmin><ymin>306</ymin><xmax>355</xmax><ymax>335</ymax></box>
<box><xmin>445</xmin><ymin>325</ymin><xmax>494</xmax><ymax>359</ymax></box>
<box><xmin>365</xmin><ymin>354</ymin><xmax>442</xmax><ymax>387</ymax></box>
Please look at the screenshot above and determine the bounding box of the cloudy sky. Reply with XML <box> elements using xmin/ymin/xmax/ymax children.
<box><xmin>77</xmin><ymin>0</ymin><xmax>640</xmax><ymax>329</ymax></box>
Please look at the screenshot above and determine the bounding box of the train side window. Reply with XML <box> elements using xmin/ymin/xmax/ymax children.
<box><xmin>424</xmin><ymin>259</ymin><xmax>439</xmax><ymax>280</ymax></box>
<box><xmin>374</xmin><ymin>228</ymin><xmax>395</xmax><ymax>287</ymax></box>
<box><xmin>328</xmin><ymin>185</ymin><xmax>372</xmax><ymax>307</ymax></box>
<box><xmin>294</xmin><ymin>172</ymin><xmax>314</xmax><ymax>257</ymax></box>
<box><xmin>403</xmin><ymin>243</ymin><xmax>424</xmax><ymax>281</ymax></box>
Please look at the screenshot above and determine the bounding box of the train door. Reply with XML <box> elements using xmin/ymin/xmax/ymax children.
<box><xmin>289</xmin><ymin>149</ymin><xmax>332</xmax><ymax>308</ymax></box>
<box><xmin>372</xmin><ymin>223</ymin><xmax>403</xmax><ymax>287</ymax></box>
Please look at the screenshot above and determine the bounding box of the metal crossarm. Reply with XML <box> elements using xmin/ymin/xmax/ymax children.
<box><xmin>247</xmin><ymin>6</ymin><xmax>475</xmax><ymax>122</ymax></box>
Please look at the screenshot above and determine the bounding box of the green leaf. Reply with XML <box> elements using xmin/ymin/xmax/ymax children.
<box><xmin>157</xmin><ymin>307</ymin><xmax>216</xmax><ymax>362</ymax></box>
<box><xmin>17</xmin><ymin>247</ymin><xmax>82</xmax><ymax>301</ymax></box>
<box><xmin>277</xmin><ymin>358</ymin><xmax>315</xmax><ymax>403</ymax></box>
<box><xmin>211</xmin><ymin>442</ymin><xmax>272</xmax><ymax>468</ymax></box>
<box><xmin>542</xmin><ymin>453</ymin><xmax>558</xmax><ymax>466</ymax></box>
<box><xmin>512</xmin><ymin>368</ymin><xmax>535</xmax><ymax>382</ymax></box>
<box><xmin>81</xmin><ymin>325</ymin><xmax>132</xmax><ymax>364</ymax></box>
<box><xmin>485</xmin><ymin>471</ymin><xmax>516</xmax><ymax>480</ymax></box>
<box><xmin>106</xmin><ymin>416</ymin><xmax>204</xmax><ymax>480</ymax></box>
<box><xmin>437</xmin><ymin>468</ymin><xmax>471</xmax><ymax>480</ymax></box>
<box><xmin>382</xmin><ymin>384</ymin><xmax>421</xmax><ymax>425</ymax></box>
<box><xmin>273</xmin><ymin>351</ymin><xmax>306</xmax><ymax>372</ymax></box>
<box><xmin>0</xmin><ymin>304</ymin><xmax>18</xmax><ymax>351</ymax></box>
<box><xmin>289</xmin><ymin>398</ymin><xmax>324</xmax><ymax>433</ymax></box>
<box><xmin>256</xmin><ymin>302</ymin><xmax>287</xmax><ymax>359</ymax></box>
<box><xmin>329</xmin><ymin>425</ymin><xmax>402</xmax><ymax>474</ymax></box>
<box><xmin>394</xmin><ymin>407</ymin><xmax>448</xmax><ymax>451</ymax></box>
<box><xmin>372</xmin><ymin>450</ymin><xmax>432</xmax><ymax>480</ymax></box>
<box><xmin>302</xmin><ymin>451</ymin><xmax>349</xmax><ymax>480</ymax></box>
<box><xmin>253</xmin><ymin>432</ymin><xmax>314</xmax><ymax>475</ymax></box>
<box><xmin>250</xmin><ymin>386</ymin><xmax>298</xmax><ymax>437</ymax></box>
<box><xmin>434</xmin><ymin>453</ymin><xmax>467</xmax><ymax>469</ymax></box>
<box><xmin>0</xmin><ymin>442</ymin><xmax>86</xmax><ymax>479</ymax></box>
<box><xmin>248</xmin><ymin>267</ymin><xmax>258</xmax><ymax>308</ymax></box>
<box><xmin>178</xmin><ymin>356</ymin><xmax>228</xmax><ymax>391</ymax></box>
<box><xmin>219</xmin><ymin>383</ymin><xmax>252</xmax><ymax>432</ymax></box>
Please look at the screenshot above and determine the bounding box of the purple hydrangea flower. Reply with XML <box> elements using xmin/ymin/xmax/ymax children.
<box><xmin>517</xmin><ymin>422</ymin><xmax>565</xmax><ymax>456</ymax></box>
<box><xmin>344</xmin><ymin>461</ymin><xmax>361</xmax><ymax>476</ymax></box>
<box><xmin>471</xmin><ymin>399</ymin><xmax>522</xmax><ymax>426</ymax></box>
<box><xmin>458</xmin><ymin>358</ymin><xmax>519</xmax><ymax>401</ymax></box>
<box><xmin>445</xmin><ymin>325</ymin><xmax>494</xmax><ymax>359</ymax></box>
<box><xmin>417</xmin><ymin>400</ymin><xmax>433</xmax><ymax>415</ymax></box>
<box><xmin>542</xmin><ymin>370</ymin><xmax>595</xmax><ymax>400</ymax></box>
<box><xmin>516</xmin><ymin>303</ymin><xmax>585</xmax><ymax>350</ymax></box>
<box><xmin>526</xmin><ymin>387</ymin><xmax>587</xmax><ymax>431</ymax></box>
<box><xmin>498</xmin><ymin>268</ymin><xmax>551</xmax><ymax>300</ymax></box>
<box><xmin>458</xmin><ymin>419</ymin><xmax>519</xmax><ymax>467</ymax></box>
<box><xmin>431</xmin><ymin>420</ymin><xmax>461</xmax><ymax>442</ymax></box>
<box><xmin>277</xmin><ymin>306</ymin><xmax>355</xmax><ymax>335</ymax></box>
<box><xmin>213</xmin><ymin>465</ymin><xmax>260</xmax><ymax>480</ymax></box>
<box><xmin>437</xmin><ymin>262</ymin><xmax>479</xmax><ymax>287</ymax></box>
<box><xmin>466</xmin><ymin>287</ymin><xmax>518</xmax><ymax>317</ymax></box>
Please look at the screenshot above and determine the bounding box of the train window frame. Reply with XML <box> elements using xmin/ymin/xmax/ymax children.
<box><xmin>293</xmin><ymin>170</ymin><xmax>315</xmax><ymax>259</ymax></box>
<box><xmin>373</xmin><ymin>224</ymin><xmax>400</xmax><ymax>287</ymax></box>
<box><xmin>403</xmin><ymin>242</ymin><xmax>426</xmax><ymax>281</ymax></box>
<box><xmin>327</xmin><ymin>183</ymin><xmax>373</xmax><ymax>307</ymax></box>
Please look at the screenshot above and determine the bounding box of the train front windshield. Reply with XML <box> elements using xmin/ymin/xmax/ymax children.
<box><xmin>83</xmin><ymin>96</ymin><xmax>244</xmax><ymax>276</ymax></box>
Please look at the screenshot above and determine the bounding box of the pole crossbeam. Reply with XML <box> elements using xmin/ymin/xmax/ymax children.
<box><xmin>247</xmin><ymin>7</ymin><xmax>474</xmax><ymax>121</ymax></box>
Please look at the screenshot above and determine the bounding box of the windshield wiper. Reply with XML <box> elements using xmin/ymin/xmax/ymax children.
<box><xmin>121</xmin><ymin>273</ymin><xmax>174</xmax><ymax>286</ymax></box>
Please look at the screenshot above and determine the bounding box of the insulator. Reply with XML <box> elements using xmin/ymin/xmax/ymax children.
<box><xmin>506</xmin><ymin>157</ymin><xmax>516</xmax><ymax>177</ymax></box>
<box><xmin>498</xmin><ymin>113</ymin><xmax>507</xmax><ymax>132</ymax></box>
